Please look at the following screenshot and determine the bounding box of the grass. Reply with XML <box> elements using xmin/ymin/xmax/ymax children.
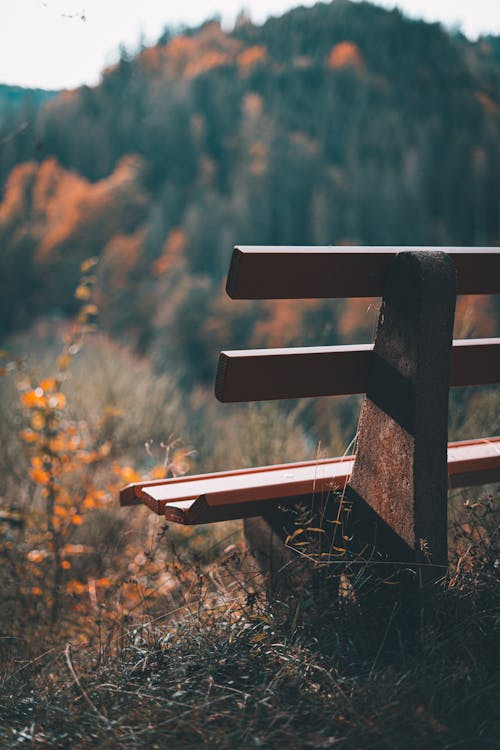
<box><xmin>1</xmin><ymin>493</ymin><xmax>498</xmax><ymax>750</ymax></box>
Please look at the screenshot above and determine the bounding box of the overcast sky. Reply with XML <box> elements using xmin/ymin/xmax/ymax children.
<box><xmin>1</xmin><ymin>0</ymin><xmax>500</xmax><ymax>90</ymax></box>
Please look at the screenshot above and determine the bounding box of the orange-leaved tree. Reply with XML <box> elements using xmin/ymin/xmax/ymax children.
<box><xmin>14</xmin><ymin>258</ymin><xmax>115</xmax><ymax>624</ymax></box>
<box><xmin>0</xmin><ymin>256</ymin><xmax>197</xmax><ymax>643</ymax></box>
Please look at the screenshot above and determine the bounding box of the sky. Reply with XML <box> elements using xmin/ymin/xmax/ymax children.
<box><xmin>1</xmin><ymin>0</ymin><xmax>500</xmax><ymax>90</ymax></box>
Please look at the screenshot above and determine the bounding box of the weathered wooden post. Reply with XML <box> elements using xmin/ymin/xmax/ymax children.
<box><xmin>347</xmin><ymin>251</ymin><xmax>456</xmax><ymax>575</ymax></box>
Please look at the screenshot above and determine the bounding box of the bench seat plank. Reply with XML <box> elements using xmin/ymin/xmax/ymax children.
<box><xmin>216</xmin><ymin>338</ymin><xmax>500</xmax><ymax>402</ymax></box>
<box><xmin>120</xmin><ymin>454</ymin><xmax>354</xmax><ymax>512</ymax></box>
<box><xmin>227</xmin><ymin>246</ymin><xmax>500</xmax><ymax>298</ymax></box>
<box><xmin>447</xmin><ymin>437</ymin><xmax>500</xmax><ymax>488</ymax></box>
<box><xmin>119</xmin><ymin>437</ymin><xmax>500</xmax><ymax>525</ymax></box>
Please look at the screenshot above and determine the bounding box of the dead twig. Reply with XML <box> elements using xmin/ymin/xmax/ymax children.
<box><xmin>64</xmin><ymin>643</ymin><xmax>111</xmax><ymax>727</ymax></box>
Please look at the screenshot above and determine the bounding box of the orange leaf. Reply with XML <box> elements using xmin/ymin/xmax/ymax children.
<box><xmin>31</xmin><ymin>587</ymin><xmax>43</xmax><ymax>596</ymax></box>
<box><xmin>98</xmin><ymin>441</ymin><xmax>111</xmax><ymax>457</ymax></box>
<box><xmin>62</xmin><ymin>544</ymin><xmax>93</xmax><ymax>556</ymax></box>
<box><xmin>19</xmin><ymin>429</ymin><xmax>37</xmax><ymax>443</ymax></box>
<box><xmin>95</xmin><ymin>577</ymin><xmax>111</xmax><ymax>588</ymax></box>
<box><xmin>27</xmin><ymin>549</ymin><xmax>47</xmax><ymax>563</ymax></box>
<box><xmin>61</xmin><ymin>560</ymin><xmax>71</xmax><ymax>570</ymax></box>
<box><xmin>48</xmin><ymin>392</ymin><xmax>67</xmax><ymax>410</ymax></box>
<box><xmin>31</xmin><ymin>412</ymin><xmax>46</xmax><ymax>430</ymax></box>
<box><xmin>30</xmin><ymin>468</ymin><xmax>51</xmax><ymax>486</ymax></box>
<box><xmin>83</xmin><ymin>489</ymin><xmax>106</xmax><ymax>509</ymax></box>
<box><xmin>71</xmin><ymin>514</ymin><xmax>83</xmax><ymax>526</ymax></box>
<box><xmin>21</xmin><ymin>389</ymin><xmax>47</xmax><ymax>408</ymax></box>
<box><xmin>77</xmin><ymin>450</ymin><xmax>95</xmax><ymax>464</ymax></box>
<box><xmin>75</xmin><ymin>285</ymin><xmax>91</xmax><ymax>300</ymax></box>
<box><xmin>39</xmin><ymin>378</ymin><xmax>58</xmax><ymax>392</ymax></box>
<box><xmin>151</xmin><ymin>465</ymin><xmax>166</xmax><ymax>479</ymax></box>
<box><xmin>66</xmin><ymin>580</ymin><xmax>86</xmax><ymax>595</ymax></box>
<box><xmin>327</xmin><ymin>41</ymin><xmax>364</xmax><ymax>71</ymax></box>
<box><xmin>80</xmin><ymin>257</ymin><xmax>99</xmax><ymax>273</ymax></box>
<box><xmin>57</xmin><ymin>354</ymin><xmax>72</xmax><ymax>371</ymax></box>
<box><xmin>114</xmin><ymin>465</ymin><xmax>140</xmax><ymax>484</ymax></box>
<box><xmin>82</xmin><ymin>304</ymin><xmax>98</xmax><ymax>316</ymax></box>
<box><xmin>48</xmin><ymin>436</ymin><xmax>64</xmax><ymax>452</ymax></box>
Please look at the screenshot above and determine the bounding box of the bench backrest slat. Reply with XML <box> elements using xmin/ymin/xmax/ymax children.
<box><xmin>216</xmin><ymin>338</ymin><xmax>500</xmax><ymax>402</ymax></box>
<box><xmin>227</xmin><ymin>246</ymin><xmax>500</xmax><ymax>298</ymax></box>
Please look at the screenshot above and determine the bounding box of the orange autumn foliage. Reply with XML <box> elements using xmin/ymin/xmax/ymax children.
<box><xmin>33</xmin><ymin>158</ymin><xmax>98</xmax><ymax>260</ymax></box>
<box><xmin>9</xmin><ymin>265</ymin><xmax>133</xmax><ymax>623</ymax></box>
<box><xmin>454</xmin><ymin>296</ymin><xmax>496</xmax><ymax>338</ymax></box>
<box><xmin>0</xmin><ymin>156</ymin><xmax>148</xmax><ymax>270</ymax></box>
<box><xmin>156</xmin><ymin>24</ymin><xmax>244</xmax><ymax>80</ymax></box>
<box><xmin>34</xmin><ymin>156</ymin><xmax>147</xmax><ymax>263</ymax></box>
<box><xmin>202</xmin><ymin>283</ymin><xmax>254</xmax><ymax>344</ymax></box>
<box><xmin>185</xmin><ymin>49</ymin><xmax>230</xmax><ymax>79</ymax></box>
<box><xmin>21</xmin><ymin>388</ymin><xmax>47</xmax><ymax>409</ymax></box>
<box><xmin>237</xmin><ymin>45</ymin><xmax>267</xmax><ymax>72</ymax></box>
<box><xmin>113</xmin><ymin>465</ymin><xmax>141</xmax><ymax>485</ymax></box>
<box><xmin>153</xmin><ymin>228</ymin><xmax>187</xmax><ymax>276</ymax></box>
<box><xmin>252</xmin><ymin>300</ymin><xmax>320</xmax><ymax>348</ymax></box>
<box><xmin>338</xmin><ymin>299</ymin><xmax>379</xmax><ymax>340</ymax></box>
<box><xmin>242</xmin><ymin>92</ymin><xmax>264</xmax><ymax>119</ymax></box>
<box><xmin>0</xmin><ymin>162</ymin><xmax>38</xmax><ymax>229</ymax></box>
<box><xmin>139</xmin><ymin>45</ymin><xmax>168</xmax><ymax>74</ymax></box>
<box><xmin>327</xmin><ymin>41</ymin><xmax>365</xmax><ymax>72</ymax></box>
<box><xmin>164</xmin><ymin>35</ymin><xmax>196</xmax><ymax>66</ymax></box>
<box><xmin>474</xmin><ymin>91</ymin><xmax>500</xmax><ymax>116</ymax></box>
<box><xmin>139</xmin><ymin>29</ymin><xmax>244</xmax><ymax>80</ymax></box>
<box><xmin>100</xmin><ymin>227</ymin><xmax>147</xmax><ymax>288</ymax></box>
<box><xmin>30</xmin><ymin>467</ymin><xmax>51</xmax><ymax>486</ymax></box>
<box><xmin>27</xmin><ymin>549</ymin><xmax>48</xmax><ymax>563</ymax></box>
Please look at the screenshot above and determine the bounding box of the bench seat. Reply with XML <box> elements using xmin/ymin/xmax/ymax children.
<box><xmin>120</xmin><ymin>436</ymin><xmax>500</xmax><ymax>525</ymax></box>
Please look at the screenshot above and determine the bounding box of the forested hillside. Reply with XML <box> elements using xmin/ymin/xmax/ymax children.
<box><xmin>1</xmin><ymin>0</ymin><xmax>500</xmax><ymax>386</ymax></box>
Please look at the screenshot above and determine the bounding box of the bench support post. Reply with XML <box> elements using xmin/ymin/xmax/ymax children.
<box><xmin>244</xmin><ymin>251</ymin><xmax>456</xmax><ymax>589</ymax></box>
<box><xmin>348</xmin><ymin>251</ymin><xmax>456</xmax><ymax>571</ymax></box>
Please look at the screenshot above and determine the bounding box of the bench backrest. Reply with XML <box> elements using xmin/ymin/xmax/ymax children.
<box><xmin>217</xmin><ymin>246</ymin><xmax>500</xmax><ymax>402</ymax></box>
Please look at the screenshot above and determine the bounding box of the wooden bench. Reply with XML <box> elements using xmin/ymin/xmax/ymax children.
<box><xmin>121</xmin><ymin>246</ymin><xmax>500</xmax><ymax>573</ymax></box>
